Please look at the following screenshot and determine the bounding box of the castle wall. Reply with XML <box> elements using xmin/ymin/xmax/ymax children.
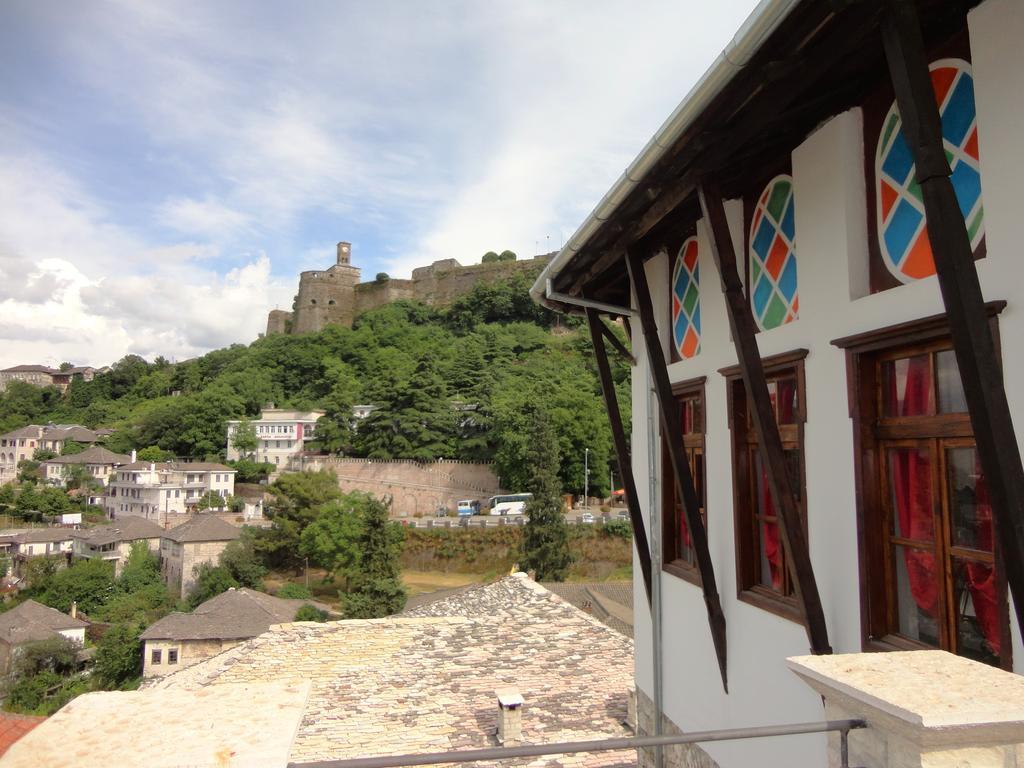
<box><xmin>353</xmin><ymin>279</ymin><xmax>418</xmax><ymax>316</ymax></box>
<box><xmin>265</xmin><ymin>310</ymin><xmax>292</xmax><ymax>336</ymax></box>
<box><xmin>296</xmin><ymin>457</ymin><xmax>504</xmax><ymax>517</ymax></box>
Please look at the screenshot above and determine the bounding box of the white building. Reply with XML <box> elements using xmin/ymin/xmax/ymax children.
<box><xmin>0</xmin><ymin>424</ymin><xmax>107</xmax><ymax>485</ymax></box>
<box><xmin>225</xmin><ymin>407</ymin><xmax>324</xmax><ymax>466</ymax></box>
<box><xmin>105</xmin><ymin>462</ymin><xmax>236</xmax><ymax>524</ymax></box>
<box><xmin>41</xmin><ymin>446</ymin><xmax>132</xmax><ymax>489</ymax></box>
<box><xmin>532</xmin><ymin>1</ymin><xmax>1024</xmax><ymax>766</ymax></box>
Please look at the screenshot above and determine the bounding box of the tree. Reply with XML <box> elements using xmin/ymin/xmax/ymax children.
<box><xmin>39</xmin><ymin>558</ymin><xmax>116</xmax><ymax>615</ymax></box>
<box><xmin>519</xmin><ymin>408</ymin><xmax>573</xmax><ymax>581</ymax></box>
<box><xmin>196</xmin><ymin>490</ymin><xmax>227</xmax><ymax>511</ymax></box>
<box><xmin>218</xmin><ymin>529</ymin><xmax>266</xmax><ymax>589</ymax></box>
<box><xmin>63</xmin><ymin>464</ymin><xmax>100</xmax><ymax>492</ymax></box>
<box><xmin>498</xmin><ymin>249</ymin><xmax>517</xmax><ymax>262</ymax></box>
<box><xmin>276</xmin><ymin>583</ymin><xmax>312</xmax><ymax>599</ymax></box>
<box><xmin>257</xmin><ymin>470</ymin><xmax>344</xmax><ymax>571</ymax></box>
<box><xmin>226</xmin><ymin>459</ymin><xmax>274</xmax><ymax>484</ymax></box>
<box><xmin>230</xmin><ymin>418</ymin><xmax>258</xmax><ymax>460</ymax></box>
<box><xmin>481</xmin><ymin>251</ymin><xmax>500</xmax><ymax>263</ymax></box>
<box><xmin>294</xmin><ymin>604</ymin><xmax>328</xmax><ymax>622</ymax></box>
<box><xmin>137</xmin><ymin>446</ymin><xmax>172</xmax><ymax>462</ymax></box>
<box><xmin>300</xmin><ymin>496</ymin><xmax>366</xmax><ymax>588</ymax></box>
<box><xmin>93</xmin><ymin>622</ymin><xmax>142</xmax><ymax>687</ymax></box>
<box><xmin>60</xmin><ymin>440</ymin><xmax>87</xmax><ymax>456</ymax></box>
<box><xmin>32</xmin><ymin>448</ymin><xmax>57</xmax><ymax>462</ymax></box>
<box><xmin>341</xmin><ymin>495</ymin><xmax>406</xmax><ymax>618</ymax></box>
<box><xmin>375</xmin><ymin>272</ymin><xmax>390</xmax><ymax>283</ymax></box>
<box><xmin>188</xmin><ymin>563</ymin><xmax>238</xmax><ymax>608</ymax></box>
<box><xmin>3</xmin><ymin>636</ymin><xmax>81</xmax><ymax>715</ymax></box>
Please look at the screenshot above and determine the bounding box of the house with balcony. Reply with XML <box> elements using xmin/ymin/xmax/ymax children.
<box><xmin>8</xmin><ymin>528</ymin><xmax>78</xmax><ymax>577</ymax></box>
<box><xmin>41</xmin><ymin>446</ymin><xmax>131</xmax><ymax>490</ymax></box>
<box><xmin>72</xmin><ymin>517</ymin><xmax>164</xmax><ymax>576</ymax></box>
<box><xmin>104</xmin><ymin>461</ymin><xmax>236</xmax><ymax>524</ymax></box>
<box><xmin>530</xmin><ymin>0</ymin><xmax>1024</xmax><ymax>765</ymax></box>
<box><xmin>0</xmin><ymin>424</ymin><xmax>107</xmax><ymax>485</ymax></box>
<box><xmin>225</xmin><ymin>407</ymin><xmax>324</xmax><ymax>467</ymax></box>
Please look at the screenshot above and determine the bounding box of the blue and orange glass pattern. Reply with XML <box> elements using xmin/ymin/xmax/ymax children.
<box><xmin>876</xmin><ymin>59</ymin><xmax>984</xmax><ymax>283</ymax></box>
<box><xmin>748</xmin><ymin>175</ymin><xmax>798</xmax><ymax>331</ymax></box>
<box><xmin>672</xmin><ymin>237</ymin><xmax>700</xmax><ymax>359</ymax></box>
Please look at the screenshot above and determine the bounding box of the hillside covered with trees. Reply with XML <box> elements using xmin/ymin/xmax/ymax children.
<box><xmin>0</xmin><ymin>270</ymin><xmax>631</xmax><ymax>497</ymax></box>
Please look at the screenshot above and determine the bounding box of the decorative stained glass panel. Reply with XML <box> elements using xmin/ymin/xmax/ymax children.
<box><xmin>672</xmin><ymin>237</ymin><xmax>701</xmax><ymax>359</ymax></box>
<box><xmin>748</xmin><ymin>175</ymin><xmax>798</xmax><ymax>331</ymax></box>
<box><xmin>876</xmin><ymin>59</ymin><xmax>984</xmax><ymax>283</ymax></box>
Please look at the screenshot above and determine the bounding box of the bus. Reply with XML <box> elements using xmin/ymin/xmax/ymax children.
<box><xmin>487</xmin><ymin>493</ymin><xmax>533</xmax><ymax>516</ymax></box>
<box><xmin>456</xmin><ymin>499</ymin><xmax>480</xmax><ymax>517</ymax></box>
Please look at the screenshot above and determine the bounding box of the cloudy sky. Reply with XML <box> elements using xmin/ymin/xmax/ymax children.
<box><xmin>0</xmin><ymin>0</ymin><xmax>759</xmax><ymax>368</ymax></box>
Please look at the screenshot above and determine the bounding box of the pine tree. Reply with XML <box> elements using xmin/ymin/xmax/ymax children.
<box><xmin>342</xmin><ymin>495</ymin><xmax>407</xmax><ymax>618</ymax></box>
<box><xmin>519</xmin><ymin>408</ymin><xmax>573</xmax><ymax>581</ymax></box>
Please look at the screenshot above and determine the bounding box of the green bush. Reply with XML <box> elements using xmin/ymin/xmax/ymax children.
<box><xmin>294</xmin><ymin>604</ymin><xmax>328</xmax><ymax>622</ymax></box>
<box><xmin>601</xmin><ymin>519</ymin><xmax>633</xmax><ymax>540</ymax></box>
<box><xmin>276</xmin><ymin>583</ymin><xmax>312</xmax><ymax>600</ymax></box>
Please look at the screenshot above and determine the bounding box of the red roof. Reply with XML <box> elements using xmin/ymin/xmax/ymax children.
<box><xmin>0</xmin><ymin>712</ymin><xmax>45</xmax><ymax>757</ymax></box>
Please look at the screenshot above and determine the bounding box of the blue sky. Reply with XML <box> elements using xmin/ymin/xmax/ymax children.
<box><xmin>0</xmin><ymin>0</ymin><xmax>759</xmax><ymax>368</ymax></box>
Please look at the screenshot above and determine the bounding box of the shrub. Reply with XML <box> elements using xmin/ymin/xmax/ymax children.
<box><xmin>601</xmin><ymin>519</ymin><xmax>633</xmax><ymax>540</ymax></box>
<box><xmin>294</xmin><ymin>604</ymin><xmax>328</xmax><ymax>622</ymax></box>
<box><xmin>276</xmin><ymin>583</ymin><xmax>312</xmax><ymax>600</ymax></box>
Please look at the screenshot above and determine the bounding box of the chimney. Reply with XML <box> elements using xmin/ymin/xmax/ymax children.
<box><xmin>496</xmin><ymin>687</ymin><xmax>524</xmax><ymax>746</ymax></box>
<box><xmin>336</xmin><ymin>241</ymin><xmax>351</xmax><ymax>265</ymax></box>
<box><xmin>70</xmin><ymin>601</ymin><xmax>77</xmax><ymax>619</ymax></box>
<box><xmin>131</xmin><ymin>449</ymin><xmax>137</xmax><ymax>463</ymax></box>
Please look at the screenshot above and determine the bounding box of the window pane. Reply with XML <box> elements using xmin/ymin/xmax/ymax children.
<box><xmin>887</xmin><ymin>447</ymin><xmax>933</xmax><ymax>541</ymax></box>
<box><xmin>754</xmin><ymin>453</ymin><xmax>785</xmax><ymax>592</ymax></box>
<box><xmin>893</xmin><ymin>544</ymin><xmax>940</xmax><ymax>645</ymax></box>
<box><xmin>936</xmin><ymin>350</ymin><xmax>968</xmax><ymax>413</ymax></box>
<box><xmin>952</xmin><ymin>557</ymin><xmax>1000</xmax><ymax>666</ymax></box>
<box><xmin>882</xmin><ymin>355</ymin><xmax>934</xmax><ymax>417</ymax></box>
<box><xmin>775</xmin><ymin>377</ymin><xmax>798</xmax><ymax>424</ymax></box>
<box><xmin>947</xmin><ymin>447</ymin><xmax>993</xmax><ymax>552</ymax></box>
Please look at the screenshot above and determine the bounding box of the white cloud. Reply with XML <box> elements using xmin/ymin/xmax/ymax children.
<box><xmin>158</xmin><ymin>198</ymin><xmax>251</xmax><ymax>239</ymax></box>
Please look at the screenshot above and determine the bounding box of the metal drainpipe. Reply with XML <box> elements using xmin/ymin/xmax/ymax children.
<box><xmin>646</xmin><ymin>364</ymin><xmax>665</xmax><ymax>768</ymax></box>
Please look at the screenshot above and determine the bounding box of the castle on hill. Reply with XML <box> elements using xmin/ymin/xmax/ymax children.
<box><xmin>265</xmin><ymin>241</ymin><xmax>551</xmax><ymax>335</ymax></box>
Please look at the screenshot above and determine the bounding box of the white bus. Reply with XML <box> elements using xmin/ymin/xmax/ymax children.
<box><xmin>487</xmin><ymin>493</ymin><xmax>533</xmax><ymax>516</ymax></box>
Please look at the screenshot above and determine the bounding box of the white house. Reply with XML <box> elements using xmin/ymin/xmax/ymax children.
<box><xmin>532</xmin><ymin>1</ymin><xmax>1024</xmax><ymax>766</ymax></box>
<box><xmin>41</xmin><ymin>446</ymin><xmax>132</xmax><ymax>490</ymax></box>
<box><xmin>225</xmin><ymin>407</ymin><xmax>324</xmax><ymax>467</ymax></box>
<box><xmin>105</xmin><ymin>462</ymin><xmax>236</xmax><ymax>524</ymax></box>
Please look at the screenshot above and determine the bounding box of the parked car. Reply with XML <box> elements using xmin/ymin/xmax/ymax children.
<box><xmin>580</xmin><ymin>512</ymin><xmax>595</xmax><ymax>524</ymax></box>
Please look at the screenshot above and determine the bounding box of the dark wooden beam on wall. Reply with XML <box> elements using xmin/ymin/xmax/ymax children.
<box><xmin>881</xmin><ymin>0</ymin><xmax>1024</xmax><ymax>639</ymax></box>
<box><xmin>598</xmin><ymin>319</ymin><xmax>636</xmax><ymax>366</ymax></box>
<box><xmin>586</xmin><ymin>308</ymin><xmax>652</xmax><ymax>607</ymax></box>
<box><xmin>698</xmin><ymin>184</ymin><xmax>832</xmax><ymax>656</ymax></box>
<box><xmin>625</xmin><ymin>251</ymin><xmax>729</xmax><ymax>692</ymax></box>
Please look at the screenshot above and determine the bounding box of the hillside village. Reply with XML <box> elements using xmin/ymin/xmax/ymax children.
<box><xmin>3</xmin><ymin>0</ymin><xmax>1024</xmax><ymax>767</ymax></box>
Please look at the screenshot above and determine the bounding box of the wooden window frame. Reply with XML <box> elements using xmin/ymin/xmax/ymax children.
<box><xmin>661</xmin><ymin>376</ymin><xmax>707</xmax><ymax>585</ymax></box>
<box><xmin>833</xmin><ymin>302</ymin><xmax>1011</xmax><ymax>669</ymax></box>
<box><xmin>720</xmin><ymin>349</ymin><xmax>809</xmax><ymax>622</ymax></box>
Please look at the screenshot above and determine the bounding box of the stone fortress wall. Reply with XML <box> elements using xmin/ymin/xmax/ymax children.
<box><xmin>266</xmin><ymin>241</ymin><xmax>550</xmax><ymax>335</ymax></box>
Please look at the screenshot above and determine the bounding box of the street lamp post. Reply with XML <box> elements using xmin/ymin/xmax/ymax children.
<box><xmin>584</xmin><ymin>447</ymin><xmax>590</xmax><ymax>510</ymax></box>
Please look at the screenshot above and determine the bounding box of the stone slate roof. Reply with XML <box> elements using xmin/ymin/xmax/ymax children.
<box><xmin>140</xmin><ymin>588</ymin><xmax>330</xmax><ymax>641</ymax></box>
<box><xmin>118</xmin><ymin>461</ymin><xmax>235</xmax><ymax>472</ymax></box>
<box><xmin>41</xmin><ymin>426</ymin><xmax>101</xmax><ymax>443</ymax></box>
<box><xmin>12</xmin><ymin>528</ymin><xmax>78</xmax><ymax>544</ymax></box>
<box><xmin>541</xmin><ymin>582</ymin><xmax>634</xmax><ymax>639</ymax></box>
<box><xmin>0</xmin><ymin>365</ymin><xmax>58</xmax><ymax>374</ymax></box>
<box><xmin>78</xmin><ymin>518</ymin><xmax>165</xmax><ymax>547</ymax></box>
<box><xmin>151</xmin><ymin>574</ymin><xmax>635</xmax><ymax>767</ymax></box>
<box><xmin>163</xmin><ymin>515</ymin><xmax>241</xmax><ymax>543</ymax></box>
<box><xmin>0</xmin><ymin>599</ymin><xmax>88</xmax><ymax>645</ymax></box>
<box><xmin>0</xmin><ymin>425</ymin><xmax>44</xmax><ymax>440</ymax></box>
<box><xmin>44</xmin><ymin>446</ymin><xmax>131</xmax><ymax>466</ymax></box>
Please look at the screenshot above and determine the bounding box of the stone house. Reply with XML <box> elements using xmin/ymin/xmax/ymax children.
<box><xmin>72</xmin><ymin>517</ymin><xmax>164</xmax><ymax>576</ymax></box>
<box><xmin>105</xmin><ymin>461</ymin><xmax>236</xmax><ymax>524</ymax></box>
<box><xmin>0</xmin><ymin>424</ymin><xmax>106</xmax><ymax>485</ymax></box>
<box><xmin>0</xmin><ymin>599</ymin><xmax>87</xmax><ymax>675</ymax></box>
<box><xmin>140</xmin><ymin>587</ymin><xmax>332</xmax><ymax>678</ymax></box>
<box><xmin>531</xmin><ymin>0</ymin><xmax>1024</xmax><ymax>765</ymax></box>
<box><xmin>159</xmin><ymin>515</ymin><xmax>241</xmax><ymax>598</ymax></box>
<box><xmin>8</xmin><ymin>528</ymin><xmax>77</xmax><ymax>577</ymax></box>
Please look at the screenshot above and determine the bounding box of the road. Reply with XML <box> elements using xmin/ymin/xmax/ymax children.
<box><xmin>393</xmin><ymin>512</ymin><xmax>630</xmax><ymax>529</ymax></box>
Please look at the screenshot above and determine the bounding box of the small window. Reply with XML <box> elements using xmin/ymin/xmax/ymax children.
<box><xmin>151</xmin><ymin>649</ymin><xmax>162</xmax><ymax>664</ymax></box>
<box><xmin>661</xmin><ymin>378</ymin><xmax>706</xmax><ymax>584</ymax></box>
<box><xmin>747</xmin><ymin>174</ymin><xmax>798</xmax><ymax>331</ymax></box>
<box><xmin>168</xmin><ymin>649</ymin><xmax>178</xmax><ymax>664</ymax></box>
<box><xmin>670</xmin><ymin>236</ymin><xmax>701</xmax><ymax>361</ymax></box>
<box><xmin>723</xmin><ymin>350</ymin><xmax>808</xmax><ymax>620</ymax></box>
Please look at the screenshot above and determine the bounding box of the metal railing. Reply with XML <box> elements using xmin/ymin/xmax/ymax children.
<box><xmin>290</xmin><ymin>718</ymin><xmax>866</xmax><ymax>768</ymax></box>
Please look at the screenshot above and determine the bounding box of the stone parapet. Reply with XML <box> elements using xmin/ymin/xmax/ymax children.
<box><xmin>788</xmin><ymin>651</ymin><xmax>1024</xmax><ymax>768</ymax></box>
<box><xmin>635</xmin><ymin>688</ymin><xmax>720</xmax><ymax>768</ymax></box>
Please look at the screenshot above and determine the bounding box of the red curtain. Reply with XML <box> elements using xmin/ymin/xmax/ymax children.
<box><xmin>759</xmin><ymin>462</ymin><xmax>784</xmax><ymax>590</ymax></box>
<box><xmin>965</xmin><ymin>454</ymin><xmax>999</xmax><ymax>654</ymax></box>
<box><xmin>889</xmin><ymin>356</ymin><xmax>939</xmax><ymax>617</ymax></box>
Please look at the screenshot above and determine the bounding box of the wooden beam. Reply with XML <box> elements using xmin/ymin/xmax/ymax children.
<box><xmin>597</xmin><ymin>318</ymin><xmax>636</xmax><ymax>366</ymax></box>
<box><xmin>625</xmin><ymin>250</ymin><xmax>729</xmax><ymax>691</ymax></box>
<box><xmin>586</xmin><ymin>308</ymin><xmax>652</xmax><ymax>607</ymax></box>
<box><xmin>881</xmin><ymin>0</ymin><xmax>1024</xmax><ymax>641</ymax></box>
<box><xmin>698</xmin><ymin>183</ymin><xmax>832</xmax><ymax>656</ymax></box>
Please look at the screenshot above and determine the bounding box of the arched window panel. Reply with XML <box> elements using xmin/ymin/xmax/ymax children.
<box><xmin>875</xmin><ymin>58</ymin><xmax>984</xmax><ymax>285</ymax></box>
<box><xmin>748</xmin><ymin>174</ymin><xmax>798</xmax><ymax>331</ymax></box>
<box><xmin>672</xmin><ymin>237</ymin><xmax>701</xmax><ymax>360</ymax></box>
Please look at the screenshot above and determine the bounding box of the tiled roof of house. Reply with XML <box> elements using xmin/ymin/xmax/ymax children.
<box><xmin>149</xmin><ymin>574</ymin><xmax>634</xmax><ymax>767</ymax></box>
<box><xmin>0</xmin><ymin>365</ymin><xmax>59</xmax><ymax>374</ymax></box>
<box><xmin>0</xmin><ymin>599</ymin><xmax>88</xmax><ymax>645</ymax></box>
<box><xmin>12</xmin><ymin>528</ymin><xmax>79</xmax><ymax>544</ymax></box>
<box><xmin>540</xmin><ymin>582</ymin><xmax>634</xmax><ymax>639</ymax></box>
<box><xmin>0</xmin><ymin>425</ymin><xmax>44</xmax><ymax>440</ymax></box>
<box><xmin>78</xmin><ymin>518</ymin><xmax>165</xmax><ymax>547</ymax></box>
<box><xmin>118</xmin><ymin>461</ymin><xmax>235</xmax><ymax>472</ymax></box>
<box><xmin>140</xmin><ymin>588</ymin><xmax>330</xmax><ymax>641</ymax></box>
<box><xmin>163</xmin><ymin>515</ymin><xmax>241</xmax><ymax>543</ymax></box>
<box><xmin>0</xmin><ymin>712</ymin><xmax>45</xmax><ymax>758</ymax></box>
<box><xmin>41</xmin><ymin>426</ymin><xmax>101</xmax><ymax>443</ymax></box>
<box><xmin>44</xmin><ymin>446</ymin><xmax>131</xmax><ymax>466</ymax></box>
